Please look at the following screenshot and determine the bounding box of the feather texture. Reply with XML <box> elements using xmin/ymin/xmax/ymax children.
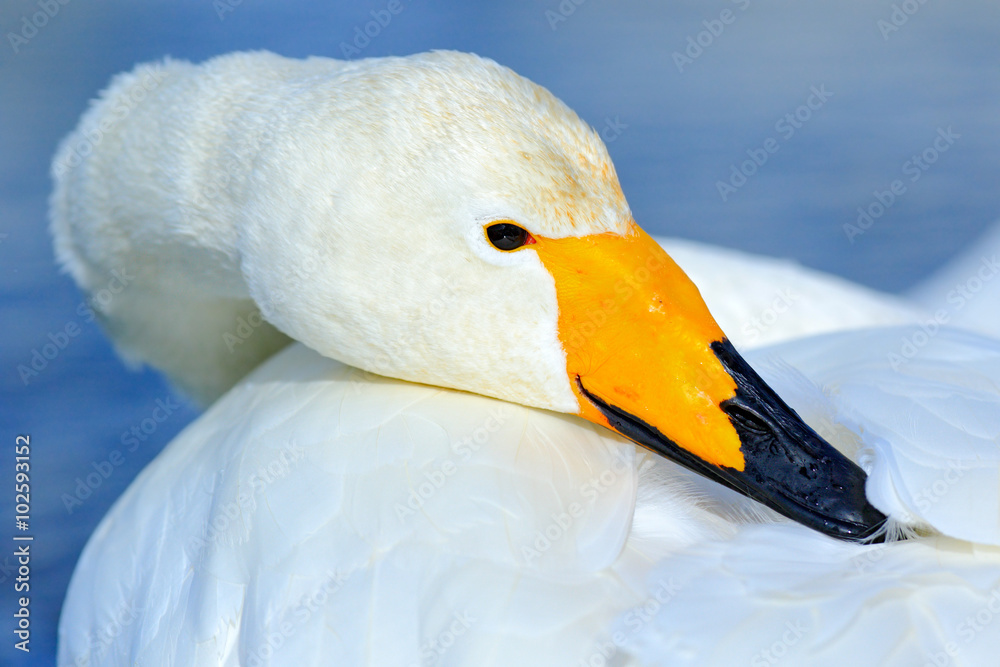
<box><xmin>61</xmin><ymin>327</ymin><xmax>1000</xmax><ymax>666</ymax></box>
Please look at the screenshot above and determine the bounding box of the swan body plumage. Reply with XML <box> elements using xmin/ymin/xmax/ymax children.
<box><xmin>51</xmin><ymin>50</ymin><xmax>1000</xmax><ymax>666</ymax></box>
<box><xmin>59</xmin><ymin>327</ymin><xmax>1000</xmax><ymax>666</ymax></box>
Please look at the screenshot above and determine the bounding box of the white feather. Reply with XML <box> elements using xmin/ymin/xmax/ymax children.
<box><xmin>60</xmin><ymin>329</ymin><xmax>1000</xmax><ymax>666</ymax></box>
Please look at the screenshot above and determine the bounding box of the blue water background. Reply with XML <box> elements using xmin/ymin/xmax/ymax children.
<box><xmin>1</xmin><ymin>1</ymin><xmax>998</xmax><ymax>664</ymax></box>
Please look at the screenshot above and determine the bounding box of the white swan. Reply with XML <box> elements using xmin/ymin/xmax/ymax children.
<box><xmin>52</xmin><ymin>51</ymin><xmax>1000</xmax><ymax>666</ymax></box>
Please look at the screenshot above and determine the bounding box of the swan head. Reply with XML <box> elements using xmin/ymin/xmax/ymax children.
<box><xmin>238</xmin><ymin>51</ymin><xmax>886</xmax><ymax>541</ymax></box>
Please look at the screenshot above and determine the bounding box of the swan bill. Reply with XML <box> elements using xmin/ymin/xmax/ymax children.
<box><xmin>576</xmin><ymin>342</ymin><xmax>888</xmax><ymax>543</ymax></box>
<box><xmin>533</xmin><ymin>226</ymin><xmax>887</xmax><ymax>542</ymax></box>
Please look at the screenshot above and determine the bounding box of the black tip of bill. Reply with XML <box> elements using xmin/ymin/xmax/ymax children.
<box><xmin>579</xmin><ymin>339</ymin><xmax>888</xmax><ymax>543</ymax></box>
<box><xmin>710</xmin><ymin>339</ymin><xmax>887</xmax><ymax>542</ymax></box>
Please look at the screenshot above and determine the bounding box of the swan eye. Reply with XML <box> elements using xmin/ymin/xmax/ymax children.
<box><xmin>486</xmin><ymin>222</ymin><xmax>534</xmax><ymax>251</ymax></box>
